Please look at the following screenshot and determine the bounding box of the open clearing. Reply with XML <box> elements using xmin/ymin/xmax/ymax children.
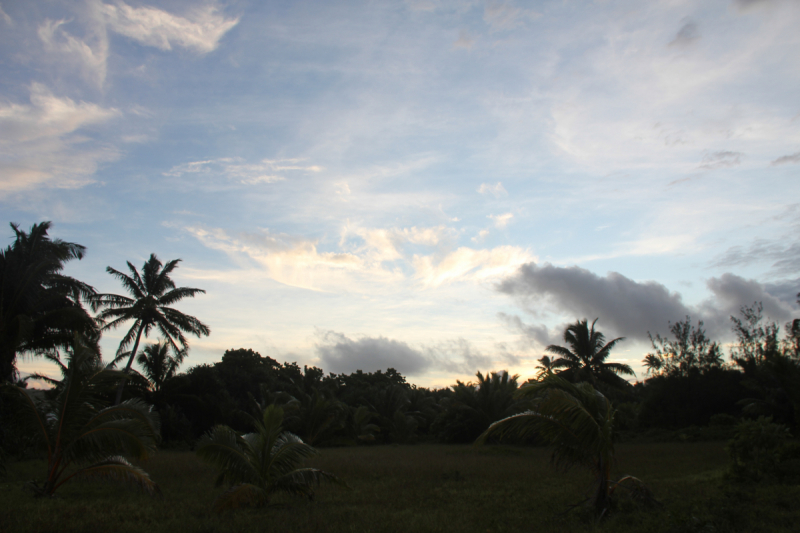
<box><xmin>2</xmin><ymin>441</ymin><xmax>798</xmax><ymax>532</ymax></box>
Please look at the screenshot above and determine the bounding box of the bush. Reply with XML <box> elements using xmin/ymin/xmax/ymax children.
<box><xmin>727</xmin><ymin>416</ymin><xmax>790</xmax><ymax>481</ymax></box>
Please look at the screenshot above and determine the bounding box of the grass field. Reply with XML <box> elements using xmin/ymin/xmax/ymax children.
<box><xmin>2</xmin><ymin>441</ymin><xmax>799</xmax><ymax>532</ymax></box>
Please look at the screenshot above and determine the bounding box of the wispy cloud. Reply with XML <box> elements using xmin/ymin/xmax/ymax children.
<box><xmin>699</xmin><ymin>150</ymin><xmax>743</xmax><ymax>169</ymax></box>
<box><xmin>100</xmin><ymin>1</ymin><xmax>239</xmax><ymax>54</ymax></box>
<box><xmin>489</xmin><ymin>212</ymin><xmax>513</xmax><ymax>228</ymax></box>
<box><xmin>483</xmin><ymin>2</ymin><xmax>539</xmax><ymax>32</ymax></box>
<box><xmin>0</xmin><ymin>83</ymin><xmax>119</xmax><ymax>191</ymax></box>
<box><xmin>771</xmin><ymin>152</ymin><xmax>800</xmax><ymax>165</ymax></box>
<box><xmin>668</xmin><ymin>19</ymin><xmax>701</xmax><ymax>47</ymax></box>
<box><xmin>164</xmin><ymin>158</ymin><xmax>320</xmax><ymax>184</ymax></box>
<box><xmin>453</xmin><ymin>29</ymin><xmax>474</xmax><ymax>49</ymax></box>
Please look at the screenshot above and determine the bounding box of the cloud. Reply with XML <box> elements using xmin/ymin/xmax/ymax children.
<box><xmin>699</xmin><ymin>150</ymin><xmax>743</xmax><ymax>169</ymax></box>
<box><xmin>0</xmin><ymin>5</ymin><xmax>11</xmax><ymax>25</ymax></box>
<box><xmin>477</xmin><ymin>181</ymin><xmax>507</xmax><ymax>197</ymax></box>
<box><xmin>771</xmin><ymin>152</ymin><xmax>800</xmax><ymax>165</ymax></box>
<box><xmin>38</xmin><ymin>19</ymin><xmax>109</xmax><ymax>87</ymax></box>
<box><xmin>453</xmin><ymin>30</ymin><xmax>474</xmax><ymax>49</ymax></box>
<box><xmin>316</xmin><ymin>331</ymin><xmax>431</xmax><ymax>375</ymax></box>
<box><xmin>164</xmin><ymin>157</ymin><xmax>320</xmax><ymax>184</ymax></box>
<box><xmin>0</xmin><ymin>84</ymin><xmax>119</xmax><ymax>192</ymax></box>
<box><xmin>496</xmin><ymin>263</ymin><xmax>798</xmax><ymax>343</ymax></box>
<box><xmin>413</xmin><ymin>245</ymin><xmax>533</xmax><ymax>288</ymax></box>
<box><xmin>489</xmin><ymin>212</ymin><xmax>513</xmax><ymax>228</ymax></box>
<box><xmin>712</xmin><ymin>239</ymin><xmax>800</xmax><ymax>276</ymax></box>
<box><xmin>316</xmin><ymin>332</ymin><xmax>500</xmax><ymax>376</ymax></box>
<box><xmin>100</xmin><ymin>1</ymin><xmax>239</xmax><ymax>54</ymax></box>
<box><xmin>483</xmin><ymin>2</ymin><xmax>539</xmax><ymax>32</ymax></box>
<box><xmin>669</xmin><ymin>20</ymin><xmax>701</xmax><ymax>47</ymax></box>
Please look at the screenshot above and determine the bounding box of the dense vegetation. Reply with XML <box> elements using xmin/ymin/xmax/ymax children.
<box><xmin>2</xmin><ymin>221</ymin><xmax>800</xmax><ymax>529</ymax></box>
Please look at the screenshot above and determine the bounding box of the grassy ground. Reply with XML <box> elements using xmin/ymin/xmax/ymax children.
<box><xmin>2</xmin><ymin>441</ymin><xmax>799</xmax><ymax>532</ymax></box>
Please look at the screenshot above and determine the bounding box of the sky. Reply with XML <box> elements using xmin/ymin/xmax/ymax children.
<box><xmin>2</xmin><ymin>0</ymin><xmax>799</xmax><ymax>388</ymax></box>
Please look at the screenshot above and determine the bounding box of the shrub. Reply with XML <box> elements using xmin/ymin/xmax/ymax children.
<box><xmin>727</xmin><ymin>416</ymin><xmax>790</xmax><ymax>481</ymax></box>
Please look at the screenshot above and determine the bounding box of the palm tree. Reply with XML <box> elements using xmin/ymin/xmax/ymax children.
<box><xmin>547</xmin><ymin>319</ymin><xmax>633</xmax><ymax>386</ymax></box>
<box><xmin>476</xmin><ymin>374</ymin><xmax>652</xmax><ymax>516</ymax></box>
<box><xmin>0</xmin><ymin>222</ymin><xmax>97</xmax><ymax>382</ymax></box>
<box><xmin>196</xmin><ymin>404</ymin><xmax>346</xmax><ymax>511</ymax></box>
<box><xmin>137</xmin><ymin>340</ymin><xmax>186</xmax><ymax>394</ymax></box>
<box><xmin>2</xmin><ymin>333</ymin><xmax>160</xmax><ymax>497</ymax></box>
<box><xmin>93</xmin><ymin>254</ymin><xmax>210</xmax><ymax>404</ymax></box>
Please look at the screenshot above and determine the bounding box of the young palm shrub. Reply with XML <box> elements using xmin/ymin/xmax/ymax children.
<box><xmin>3</xmin><ymin>333</ymin><xmax>160</xmax><ymax>497</ymax></box>
<box><xmin>476</xmin><ymin>374</ymin><xmax>653</xmax><ymax>517</ymax></box>
<box><xmin>196</xmin><ymin>404</ymin><xmax>347</xmax><ymax>511</ymax></box>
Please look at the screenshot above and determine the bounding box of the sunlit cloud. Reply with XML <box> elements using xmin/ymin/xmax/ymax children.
<box><xmin>477</xmin><ymin>181</ymin><xmax>507</xmax><ymax>197</ymax></box>
<box><xmin>100</xmin><ymin>1</ymin><xmax>239</xmax><ymax>54</ymax></box>
<box><xmin>0</xmin><ymin>84</ymin><xmax>119</xmax><ymax>191</ymax></box>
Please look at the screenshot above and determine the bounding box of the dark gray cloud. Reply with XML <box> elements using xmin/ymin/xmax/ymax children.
<box><xmin>712</xmin><ymin>240</ymin><xmax>800</xmax><ymax>276</ymax></box>
<box><xmin>315</xmin><ymin>332</ymin><xmax>501</xmax><ymax>376</ymax></box>
<box><xmin>317</xmin><ymin>332</ymin><xmax>431</xmax><ymax>375</ymax></box>
<box><xmin>699</xmin><ymin>151</ymin><xmax>742</xmax><ymax>169</ymax></box>
<box><xmin>669</xmin><ymin>20</ymin><xmax>700</xmax><ymax>47</ymax></box>
<box><xmin>771</xmin><ymin>152</ymin><xmax>800</xmax><ymax>166</ymax></box>
<box><xmin>497</xmin><ymin>263</ymin><xmax>799</xmax><ymax>344</ymax></box>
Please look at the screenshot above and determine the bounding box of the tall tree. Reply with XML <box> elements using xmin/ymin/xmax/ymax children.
<box><xmin>0</xmin><ymin>222</ymin><xmax>97</xmax><ymax>382</ymax></box>
<box><xmin>93</xmin><ymin>254</ymin><xmax>210</xmax><ymax>404</ymax></box>
<box><xmin>547</xmin><ymin>318</ymin><xmax>633</xmax><ymax>386</ymax></box>
<box><xmin>643</xmin><ymin>317</ymin><xmax>724</xmax><ymax>377</ymax></box>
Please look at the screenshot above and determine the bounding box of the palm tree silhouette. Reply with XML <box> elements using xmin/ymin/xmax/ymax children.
<box><xmin>93</xmin><ymin>253</ymin><xmax>209</xmax><ymax>404</ymax></box>
<box><xmin>0</xmin><ymin>222</ymin><xmax>97</xmax><ymax>381</ymax></box>
<box><xmin>547</xmin><ymin>319</ymin><xmax>633</xmax><ymax>386</ymax></box>
<box><xmin>137</xmin><ymin>340</ymin><xmax>185</xmax><ymax>394</ymax></box>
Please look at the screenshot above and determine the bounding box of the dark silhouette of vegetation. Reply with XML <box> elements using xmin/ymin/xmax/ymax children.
<box><xmin>546</xmin><ymin>318</ymin><xmax>634</xmax><ymax>389</ymax></box>
<box><xmin>643</xmin><ymin>317</ymin><xmax>724</xmax><ymax>377</ymax></box>
<box><xmin>0</xmin><ymin>222</ymin><xmax>97</xmax><ymax>382</ymax></box>
<box><xmin>2</xmin><ymin>333</ymin><xmax>160</xmax><ymax>497</ymax></box>
<box><xmin>196</xmin><ymin>404</ymin><xmax>346</xmax><ymax>511</ymax></box>
<box><xmin>93</xmin><ymin>253</ymin><xmax>210</xmax><ymax>404</ymax></box>
<box><xmin>477</xmin><ymin>374</ymin><xmax>655</xmax><ymax>517</ymax></box>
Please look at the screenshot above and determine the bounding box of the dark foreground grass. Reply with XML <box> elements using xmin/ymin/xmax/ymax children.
<box><xmin>2</xmin><ymin>441</ymin><xmax>799</xmax><ymax>533</ymax></box>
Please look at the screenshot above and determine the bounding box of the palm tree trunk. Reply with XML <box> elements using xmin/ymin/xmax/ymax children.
<box><xmin>114</xmin><ymin>325</ymin><xmax>144</xmax><ymax>405</ymax></box>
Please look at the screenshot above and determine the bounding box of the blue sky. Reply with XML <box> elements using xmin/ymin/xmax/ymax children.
<box><xmin>3</xmin><ymin>0</ymin><xmax>799</xmax><ymax>387</ymax></box>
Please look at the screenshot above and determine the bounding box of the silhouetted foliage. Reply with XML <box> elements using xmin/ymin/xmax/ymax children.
<box><xmin>644</xmin><ymin>317</ymin><xmax>724</xmax><ymax>377</ymax></box>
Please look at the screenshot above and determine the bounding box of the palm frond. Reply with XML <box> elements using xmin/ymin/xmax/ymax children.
<box><xmin>196</xmin><ymin>426</ymin><xmax>260</xmax><ymax>487</ymax></box>
<box><xmin>275</xmin><ymin>467</ymin><xmax>348</xmax><ymax>497</ymax></box>
<box><xmin>64</xmin><ymin>456</ymin><xmax>161</xmax><ymax>496</ymax></box>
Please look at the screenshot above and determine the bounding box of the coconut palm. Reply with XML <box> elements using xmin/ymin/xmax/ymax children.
<box><xmin>93</xmin><ymin>254</ymin><xmax>209</xmax><ymax>404</ymax></box>
<box><xmin>476</xmin><ymin>374</ymin><xmax>651</xmax><ymax>516</ymax></box>
<box><xmin>137</xmin><ymin>340</ymin><xmax>186</xmax><ymax>394</ymax></box>
<box><xmin>196</xmin><ymin>404</ymin><xmax>346</xmax><ymax>511</ymax></box>
<box><xmin>547</xmin><ymin>319</ymin><xmax>633</xmax><ymax>386</ymax></box>
<box><xmin>0</xmin><ymin>222</ymin><xmax>97</xmax><ymax>382</ymax></box>
<box><xmin>2</xmin><ymin>333</ymin><xmax>160</xmax><ymax>497</ymax></box>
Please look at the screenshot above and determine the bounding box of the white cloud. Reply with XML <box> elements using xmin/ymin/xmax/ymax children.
<box><xmin>489</xmin><ymin>212</ymin><xmax>513</xmax><ymax>228</ymax></box>
<box><xmin>413</xmin><ymin>245</ymin><xmax>533</xmax><ymax>288</ymax></box>
<box><xmin>100</xmin><ymin>1</ymin><xmax>239</xmax><ymax>54</ymax></box>
<box><xmin>477</xmin><ymin>181</ymin><xmax>507</xmax><ymax>197</ymax></box>
<box><xmin>0</xmin><ymin>84</ymin><xmax>119</xmax><ymax>191</ymax></box>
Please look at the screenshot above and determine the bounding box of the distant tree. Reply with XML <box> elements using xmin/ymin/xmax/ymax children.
<box><xmin>137</xmin><ymin>340</ymin><xmax>185</xmax><ymax>394</ymax></box>
<box><xmin>2</xmin><ymin>333</ymin><xmax>160</xmax><ymax>497</ymax></box>
<box><xmin>730</xmin><ymin>303</ymin><xmax>781</xmax><ymax>371</ymax></box>
<box><xmin>644</xmin><ymin>317</ymin><xmax>724</xmax><ymax>377</ymax></box>
<box><xmin>0</xmin><ymin>222</ymin><xmax>97</xmax><ymax>382</ymax></box>
<box><xmin>547</xmin><ymin>319</ymin><xmax>633</xmax><ymax>387</ymax></box>
<box><xmin>436</xmin><ymin>371</ymin><xmax>522</xmax><ymax>443</ymax></box>
<box><xmin>196</xmin><ymin>405</ymin><xmax>346</xmax><ymax>511</ymax></box>
<box><xmin>93</xmin><ymin>254</ymin><xmax>210</xmax><ymax>404</ymax></box>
